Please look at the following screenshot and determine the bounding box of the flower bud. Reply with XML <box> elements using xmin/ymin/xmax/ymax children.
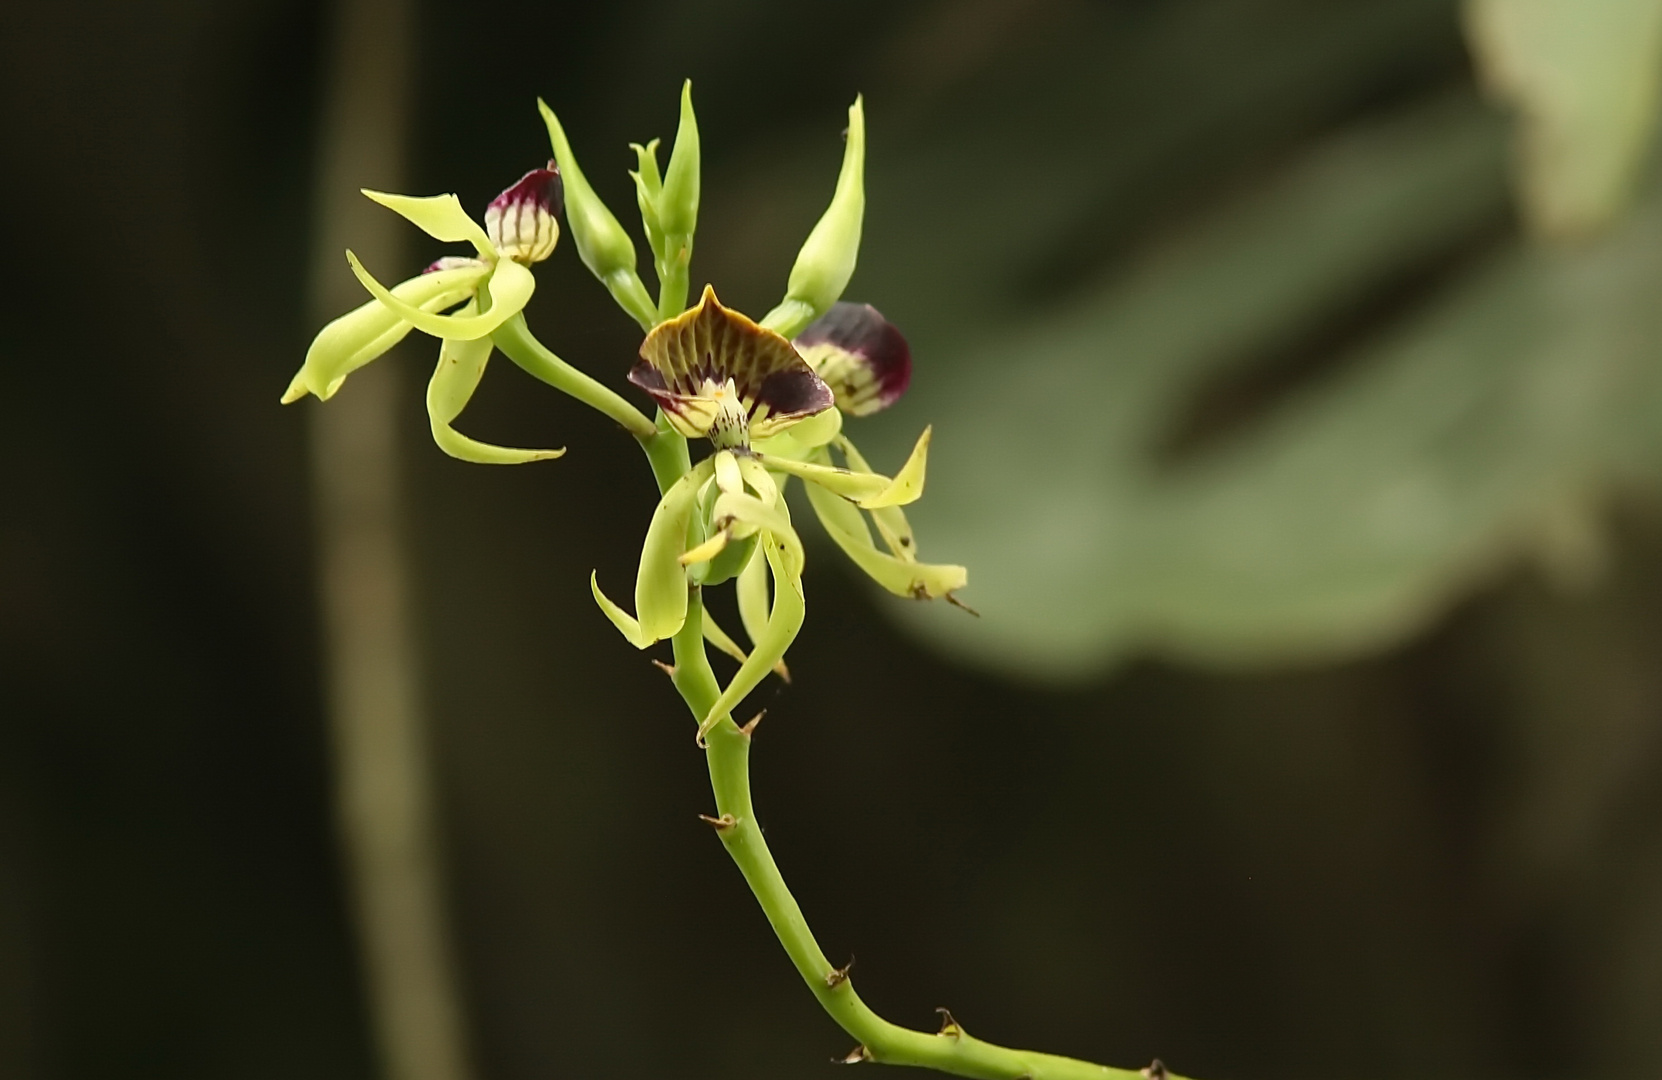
<box><xmin>656</xmin><ymin>80</ymin><xmax>701</xmax><ymax>244</ymax></box>
<box><xmin>538</xmin><ymin>98</ymin><xmax>658</xmax><ymax>327</ymax></box>
<box><xmin>762</xmin><ymin>96</ymin><xmax>866</xmax><ymax>339</ymax></box>
<box><xmin>484</xmin><ymin>165</ymin><xmax>562</xmax><ymax>264</ymax></box>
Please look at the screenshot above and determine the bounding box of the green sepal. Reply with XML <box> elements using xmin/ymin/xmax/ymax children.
<box><xmin>284</xmin><ymin>265</ymin><xmax>486</xmax><ymax>402</ymax></box>
<box><xmin>538</xmin><ymin>98</ymin><xmax>658</xmax><ymax>328</ymax></box>
<box><xmin>426</xmin><ymin>303</ymin><xmax>565</xmax><ymax>465</ymax></box>
<box><xmin>757</xmin><ymin>426</ymin><xmax>928</xmax><ymax>508</ymax></box>
<box><xmin>347</xmin><ymin>253</ymin><xmax>533</xmax><ymax>341</ymax></box>
<box><xmin>736</xmin><ymin>537</ymin><xmax>771</xmax><ymax>649</ymax></box>
<box><xmin>697</xmin><ymin>532</ymin><xmax>805</xmax><ymax>742</ymax></box>
<box><xmin>361</xmin><ymin>190</ymin><xmax>495</xmax><ymax>257</ymax></box>
<box><xmin>804</xmin><ymin>472</ymin><xmax>966</xmax><ymax>599</ymax></box>
<box><xmin>851</xmin><ymin>425</ymin><xmax>930</xmax><ymax>508</ymax></box>
<box><xmin>590</xmin><ymin>571</ymin><xmax>652</xmax><ymax>648</ymax></box>
<box><xmin>760</xmin><ymin>95</ymin><xmax>866</xmax><ymax>339</ymax></box>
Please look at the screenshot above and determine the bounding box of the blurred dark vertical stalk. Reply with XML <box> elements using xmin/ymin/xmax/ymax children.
<box><xmin>306</xmin><ymin>3</ymin><xmax>476</xmax><ymax>1080</ymax></box>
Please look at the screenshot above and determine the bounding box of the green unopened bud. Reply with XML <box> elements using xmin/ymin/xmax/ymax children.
<box><xmin>629</xmin><ymin>138</ymin><xmax>665</xmax><ymax>259</ymax></box>
<box><xmin>537</xmin><ymin>98</ymin><xmax>658</xmax><ymax>329</ymax></box>
<box><xmin>762</xmin><ymin>95</ymin><xmax>865</xmax><ymax>339</ymax></box>
<box><xmin>657</xmin><ymin>80</ymin><xmax>701</xmax><ymax>243</ymax></box>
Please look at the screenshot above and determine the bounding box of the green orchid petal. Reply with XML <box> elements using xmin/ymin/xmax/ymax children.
<box><xmin>427</xmin><ymin>306</ymin><xmax>565</xmax><ymax>464</ymax></box>
<box><xmin>641</xmin><ymin>457</ymin><xmax>717</xmax><ymax>643</ymax></box>
<box><xmin>804</xmin><ymin>476</ymin><xmax>966</xmax><ymax>600</ymax></box>
<box><xmin>697</xmin><ymin>532</ymin><xmax>805</xmax><ymax>743</ymax></box>
<box><xmin>755</xmin><ymin>453</ymin><xmax>889</xmax><ymax>503</ymax></box>
<box><xmin>848</xmin><ymin>425</ymin><xmax>930</xmax><ymax>509</ymax></box>
<box><xmin>284</xmin><ymin>265</ymin><xmax>488</xmax><ymax>402</ymax></box>
<box><xmin>347</xmin><ymin>253</ymin><xmax>533</xmax><ymax>341</ymax></box>
<box><xmin>591</xmin><ymin>459</ymin><xmax>713</xmax><ymax>648</ymax></box>
<box><xmin>713</xmin><ymin>449</ymin><xmax>744</xmax><ymax>495</ymax></box>
<box><xmin>657</xmin><ymin>79</ymin><xmax>701</xmax><ymax>242</ymax></box>
<box><xmin>736</xmin><ymin>536</ymin><xmax>771</xmax><ymax>649</ymax></box>
<box><xmin>361</xmin><ymin>190</ymin><xmax>495</xmax><ymax>257</ymax></box>
<box><xmin>590</xmin><ymin>571</ymin><xmax>652</xmax><ymax>649</ymax></box>
<box><xmin>833</xmin><ymin>437</ymin><xmax>916</xmax><ymax>558</ymax></box>
<box><xmin>701</xmin><ymin>607</ymin><xmax>748</xmax><ymax>665</ymax></box>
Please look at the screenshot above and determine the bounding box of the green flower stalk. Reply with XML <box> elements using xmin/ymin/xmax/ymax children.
<box><xmin>287</xmin><ymin>84</ymin><xmax>1190</xmax><ymax>1080</ymax></box>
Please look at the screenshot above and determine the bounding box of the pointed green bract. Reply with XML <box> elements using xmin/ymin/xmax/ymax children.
<box><xmin>285</xmin><ymin>265</ymin><xmax>487</xmax><ymax>402</ymax></box>
<box><xmin>427</xmin><ymin>313</ymin><xmax>565</xmax><ymax>464</ymax></box>
<box><xmin>761</xmin><ymin>96</ymin><xmax>866</xmax><ymax>339</ymax></box>
<box><xmin>362</xmin><ymin>190</ymin><xmax>495</xmax><ymax>256</ymax></box>
<box><xmin>347</xmin><ymin>252</ymin><xmax>533</xmax><ymax>341</ymax></box>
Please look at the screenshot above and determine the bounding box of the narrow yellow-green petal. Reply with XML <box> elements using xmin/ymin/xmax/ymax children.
<box><xmin>427</xmin><ymin>320</ymin><xmax>564</xmax><ymax>464</ymax></box>
<box><xmin>347</xmin><ymin>253</ymin><xmax>533</xmax><ymax>341</ymax></box>
<box><xmin>286</xmin><ymin>265</ymin><xmax>487</xmax><ymax>402</ymax></box>
<box><xmin>712</xmin><ymin>490</ymin><xmax>804</xmax><ymax>574</ymax></box>
<box><xmin>635</xmin><ymin>457</ymin><xmax>716</xmax><ymax>643</ymax></box>
<box><xmin>679</xmin><ymin>529</ymin><xmax>730</xmax><ymax>567</ymax></box>
<box><xmin>832</xmin><ymin>438</ymin><xmax>917</xmax><ymax>558</ymax></box>
<box><xmin>755</xmin><ymin>452</ymin><xmax>889</xmax><ymax>503</ymax></box>
<box><xmin>736</xmin><ymin>540</ymin><xmax>771</xmax><ymax>649</ymax></box>
<box><xmin>804</xmin><ymin>479</ymin><xmax>966</xmax><ymax>599</ymax></box>
<box><xmin>852</xmin><ymin>425</ymin><xmax>930</xmax><ymax>509</ymax></box>
<box><xmin>702</xmin><ymin>607</ymin><xmax>748</xmax><ymax>665</ymax></box>
<box><xmin>590</xmin><ymin>571</ymin><xmax>653</xmax><ymax>648</ymax></box>
<box><xmin>713</xmin><ymin>449</ymin><xmax>744</xmax><ymax>495</ymax></box>
<box><xmin>698</xmin><ymin>534</ymin><xmax>805</xmax><ymax>742</ymax></box>
<box><xmin>362</xmin><ymin>190</ymin><xmax>495</xmax><ymax>257</ymax></box>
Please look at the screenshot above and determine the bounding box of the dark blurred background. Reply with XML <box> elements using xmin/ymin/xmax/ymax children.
<box><xmin>4</xmin><ymin>1</ymin><xmax>1662</xmax><ymax>1078</ymax></box>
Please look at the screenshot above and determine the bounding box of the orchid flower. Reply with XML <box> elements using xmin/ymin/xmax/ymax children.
<box><xmin>283</xmin><ymin>166</ymin><xmax>569</xmax><ymax>464</ymax></box>
<box><xmin>590</xmin><ymin>287</ymin><xmax>962</xmax><ymax>740</ymax></box>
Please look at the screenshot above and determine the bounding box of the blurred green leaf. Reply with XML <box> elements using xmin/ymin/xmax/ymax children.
<box><xmin>1466</xmin><ymin>0</ymin><xmax>1662</xmax><ymax>237</ymax></box>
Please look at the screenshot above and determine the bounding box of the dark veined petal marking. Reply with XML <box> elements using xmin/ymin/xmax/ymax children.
<box><xmin>793</xmin><ymin>302</ymin><xmax>911</xmax><ymax>416</ymax></box>
<box><xmin>484</xmin><ymin>164</ymin><xmax>563</xmax><ymax>264</ymax></box>
<box><xmin>630</xmin><ymin>285</ymin><xmax>834</xmax><ymax>442</ymax></box>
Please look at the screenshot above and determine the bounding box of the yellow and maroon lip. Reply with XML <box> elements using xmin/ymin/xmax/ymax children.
<box><xmin>484</xmin><ymin>164</ymin><xmax>563</xmax><ymax>264</ymax></box>
<box><xmin>792</xmin><ymin>302</ymin><xmax>911</xmax><ymax>417</ymax></box>
<box><xmin>629</xmin><ymin>285</ymin><xmax>834</xmax><ymax>447</ymax></box>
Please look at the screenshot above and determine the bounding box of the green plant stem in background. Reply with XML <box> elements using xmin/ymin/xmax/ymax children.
<box><xmin>663</xmin><ymin>592</ymin><xmax>1156</xmax><ymax>1080</ymax></box>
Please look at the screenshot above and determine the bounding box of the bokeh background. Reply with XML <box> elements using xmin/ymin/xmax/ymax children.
<box><xmin>5</xmin><ymin>1</ymin><xmax>1662</xmax><ymax>1078</ymax></box>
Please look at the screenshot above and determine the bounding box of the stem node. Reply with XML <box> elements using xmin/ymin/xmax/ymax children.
<box><xmin>935</xmin><ymin>1008</ymin><xmax>964</xmax><ymax>1037</ymax></box>
<box><xmin>698</xmin><ymin>812</ymin><xmax>737</xmax><ymax>831</ymax></box>
<box><xmin>825</xmin><ymin>956</ymin><xmax>855</xmax><ymax>988</ymax></box>
<box><xmin>837</xmin><ymin>1046</ymin><xmax>872</xmax><ymax>1065</ymax></box>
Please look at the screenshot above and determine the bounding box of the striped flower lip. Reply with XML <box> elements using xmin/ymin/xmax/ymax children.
<box><xmin>629</xmin><ymin>285</ymin><xmax>834</xmax><ymax>448</ymax></box>
<box><xmin>484</xmin><ymin>163</ymin><xmax>563</xmax><ymax>264</ymax></box>
<box><xmin>792</xmin><ymin>302</ymin><xmax>911</xmax><ymax>416</ymax></box>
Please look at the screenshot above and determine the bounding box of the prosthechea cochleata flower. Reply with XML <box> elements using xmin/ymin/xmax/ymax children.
<box><xmin>589</xmin><ymin>286</ymin><xmax>965</xmax><ymax>742</ymax></box>
<box><xmin>283</xmin><ymin>166</ymin><xmax>574</xmax><ymax>464</ymax></box>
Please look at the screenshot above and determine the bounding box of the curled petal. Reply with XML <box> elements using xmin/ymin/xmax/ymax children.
<box><xmin>711</xmin><ymin>489</ymin><xmax>804</xmax><ymax>574</ymax></box>
<box><xmin>793</xmin><ymin>302</ymin><xmax>911</xmax><ymax>416</ymax></box>
<box><xmin>697</xmin><ymin>533</ymin><xmax>805</xmax><ymax>742</ymax></box>
<box><xmin>629</xmin><ymin>285</ymin><xmax>833</xmax><ymax>442</ymax></box>
<box><xmin>591</xmin><ymin>458</ymin><xmax>714</xmax><ymax>649</ymax></box>
<box><xmin>348</xmin><ymin>252</ymin><xmax>534</xmax><ymax>341</ymax></box>
<box><xmin>736</xmin><ymin>541</ymin><xmax>771</xmax><ymax>648</ymax></box>
<box><xmin>284</xmin><ymin>264</ymin><xmax>487</xmax><ymax>402</ymax></box>
<box><xmin>803</xmin><ymin>473</ymin><xmax>966</xmax><ymax>600</ymax></box>
<box><xmin>837</xmin><ymin>437</ymin><xmax>916</xmax><ymax>558</ymax></box>
<box><xmin>485</xmin><ymin>165</ymin><xmax>562</xmax><ymax>264</ymax></box>
<box><xmin>427</xmin><ymin>305</ymin><xmax>564</xmax><ymax>464</ymax></box>
<box><xmin>362</xmin><ymin>190</ymin><xmax>495</xmax><ymax>258</ymax></box>
<box><xmin>850</xmin><ymin>426</ymin><xmax>930</xmax><ymax>509</ymax></box>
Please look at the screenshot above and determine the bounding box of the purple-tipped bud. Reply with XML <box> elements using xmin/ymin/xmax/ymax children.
<box><xmin>793</xmin><ymin>302</ymin><xmax>911</xmax><ymax>416</ymax></box>
<box><xmin>485</xmin><ymin>164</ymin><xmax>563</xmax><ymax>264</ymax></box>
